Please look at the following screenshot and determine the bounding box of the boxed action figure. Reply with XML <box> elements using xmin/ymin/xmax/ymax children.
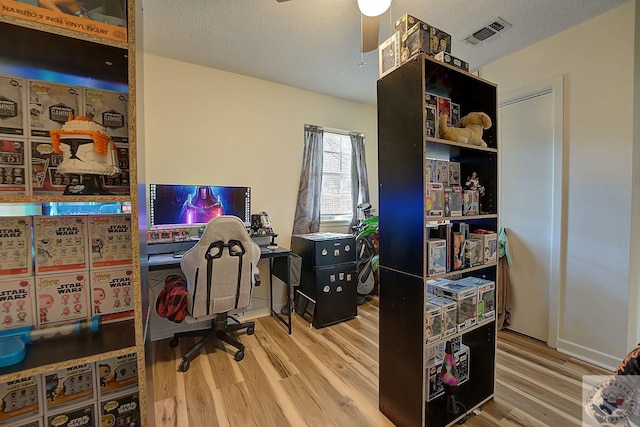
<box><xmin>0</xmin><ymin>139</ymin><xmax>28</xmax><ymax>195</ymax></box>
<box><xmin>444</xmin><ymin>186</ymin><xmax>462</xmax><ymax>218</ymax></box>
<box><xmin>0</xmin><ymin>376</ymin><xmax>41</xmax><ymax>426</ymax></box>
<box><xmin>430</xmin><ymin>280</ymin><xmax>477</xmax><ymax>331</ymax></box>
<box><xmin>97</xmin><ymin>353</ymin><xmax>138</xmax><ymax>397</ymax></box>
<box><xmin>425</xmin><ymin>182</ymin><xmax>443</xmax><ymax>217</ymax></box>
<box><xmin>0</xmin><ymin>216</ymin><xmax>32</xmax><ymax>277</ymax></box>
<box><xmin>88</xmin><ymin>214</ymin><xmax>132</xmax><ymax>270</ymax></box>
<box><xmin>0</xmin><ymin>276</ymin><xmax>35</xmax><ymax>331</ymax></box>
<box><xmin>102</xmin><ymin>143</ymin><xmax>130</xmax><ymax>195</ymax></box>
<box><xmin>379</xmin><ymin>31</ymin><xmax>401</xmax><ymax>78</ymax></box>
<box><xmin>435</xmin><ymin>51</ymin><xmax>470</xmax><ymax>72</ymax></box>
<box><xmin>427</xmin><ymin>293</ymin><xmax>457</xmax><ymax>338</ymax></box>
<box><xmin>28</xmin><ymin>80</ymin><xmax>81</xmax><ymax>138</ymax></box>
<box><xmin>33</xmin><ymin>215</ymin><xmax>88</xmax><ymax>274</ymax></box>
<box><xmin>83</xmin><ymin>88</ymin><xmax>128</xmax><ymax>143</ymax></box>
<box><xmin>456</xmin><ymin>276</ymin><xmax>496</xmax><ymax>322</ymax></box>
<box><xmin>462</xmin><ymin>189</ymin><xmax>479</xmax><ymax>216</ymax></box>
<box><xmin>426</xmin><ymin>238</ymin><xmax>446</xmax><ymax>276</ymax></box>
<box><xmin>469</xmin><ymin>231</ymin><xmax>498</xmax><ymax>264</ymax></box>
<box><xmin>35</xmin><ymin>271</ymin><xmax>89</xmax><ymax>326</ymax></box>
<box><xmin>45</xmin><ymin>401</ymin><xmax>95</xmax><ymax>427</ymax></box>
<box><xmin>90</xmin><ymin>267</ymin><xmax>134</xmax><ymax>320</ymax></box>
<box><xmin>0</xmin><ymin>75</ymin><xmax>26</xmax><ymax>138</ymax></box>
<box><xmin>42</xmin><ymin>363</ymin><xmax>95</xmax><ymax>413</ymax></box>
<box><xmin>99</xmin><ymin>390</ymin><xmax>140</xmax><ymax>427</ymax></box>
<box><xmin>464</xmin><ymin>238</ymin><xmax>483</xmax><ymax>267</ymax></box>
<box><xmin>30</xmin><ymin>139</ymin><xmax>77</xmax><ymax>196</ymax></box>
<box><xmin>425</xmin><ymin>302</ymin><xmax>442</xmax><ymax>343</ymax></box>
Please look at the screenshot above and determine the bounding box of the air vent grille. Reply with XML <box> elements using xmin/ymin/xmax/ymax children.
<box><xmin>464</xmin><ymin>17</ymin><xmax>512</xmax><ymax>46</ymax></box>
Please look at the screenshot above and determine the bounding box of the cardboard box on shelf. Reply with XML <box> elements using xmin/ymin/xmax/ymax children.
<box><xmin>0</xmin><ymin>138</ymin><xmax>28</xmax><ymax>195</ymax></box>
<box><xmin>0</xmin><ymin>75</ymin><xmax>26</xmax><ymax>137</ymax></box>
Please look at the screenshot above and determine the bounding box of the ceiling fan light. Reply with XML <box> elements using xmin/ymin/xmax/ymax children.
<box><xmin>357</xmin><ymin>0</ymin><xmax>391</xmax><ymax>17</ymax></box>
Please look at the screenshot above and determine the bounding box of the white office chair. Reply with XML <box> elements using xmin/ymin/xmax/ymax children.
<box><xmin>169</xmin><ymin>215</ymin><xmax>261</xmax><ymax>372</ymax></box>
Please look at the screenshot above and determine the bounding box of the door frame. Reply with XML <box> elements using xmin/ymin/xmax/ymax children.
<box><xmin>498</xmin><ymin>76</ymin><xmax>564</xmax><ymax>348</ymax></box>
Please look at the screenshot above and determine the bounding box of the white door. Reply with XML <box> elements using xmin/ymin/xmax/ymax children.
<box><xmin>499</xmin><ymin>78</ymin><xmax>563</xmax><ymax>344</ymax></box>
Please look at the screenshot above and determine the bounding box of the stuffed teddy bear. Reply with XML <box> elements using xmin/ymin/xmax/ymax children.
<box><xmin>439</xmin><ymin>112</ymin><xmax>492</xmax><ymax>147</ymax></box>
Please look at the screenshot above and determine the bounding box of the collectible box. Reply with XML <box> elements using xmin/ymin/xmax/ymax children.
<box><xmin>464</xmin><ymin>238</ymin><xmax>483</xmax><ymax>268</ymax></box>
<box><xmin>450</xmin><ymin>103</ymin><xmax>461</xmax><ymax>126</ymax></box>
<box><xmin>394</xmin><ymin>14</ymin><xmax>426</xmax><ymax>38</ymax></box>
<box><xmin>430</xmin><ymin>280</ymin><xmax>477</xmax><ymax>331</ymax></box>
<box><xmin>427</xmin><ymin>238</ymin><xmax>446</xmax><ymax>276</ymax></box>
<box><xmin>456</xmin><ymin>276</ymin><xmax>496</xmax><ymax>322</ymax></box>
<box><xmin>99</xmin><ymin>390</ymin><xmax>140</xmax><ymax>427</ymax></box>
<box><xmin>42</xmin><ymin>363</ymin><xmax>94</xmax><ymax>413</ymax></box>
<box><xmin>0</xmin><ymin>276</ymin><xmax>35</xmax><ymax>331</ymax></box>
<box><xmin>88</xmin><ymin>215</ymin><xmax>132</xmax><ymax>270</ymax></box>
<box><xmin>98</xmin><ymin>353</ymin><xmax>138</xmax><ymax>397</ymax></box>
<box><xmin>424</xmin><ymin>93</ymin><xmax>438</xmax><ymax>117</ymax></box>
<box><xmin>425</xmin><ymin>278</ymin><xmax>451</xmax><ymax>295</ymax></box>
<box><xmin>15</xmin><ymin>416</ymin><xmax>42</xmax><ymax>427</ymax></box>
<box><xmin>435</xmin><ymin>51</ymin><xmax>470</xmax><ymax>72</ymax></box>
<box><xmin>0</xmin><ymin>216</ymin><xmax>32</xmax><ymax>277</ymax></box>
<box><xmin>45</xmin><ymin>401</ymin><xmax>94</xmax><ymax>427</ymax></box>
<box><xmin>425</xmin><ymin>158</ymin><xmax>437</xmax><ymax>182</ymax></box>
<box><xmin>468</xmin><ymin>232</ymin><xmax>498</xmax><ymax>264</ymax></box>
<box><xmin>448</xmin><ymin>161</ymin><xmax>461</xmax><ymax>186</ymax></box>
<box><xmin>425</xmin><ymin>105</ymin><xmax>437</xmax><ymax>138</ymax></box>
<box><xmin>462</xmin><ymin>189</ymin><xmax>479</xmax><ymax>216</ymax></box>
<box><xmin>425</xmin><ymin>303</ymin><xmax>442</xmax><ymax>343</ymax></box>
<box><xmin>444</xmin><ymin>186</ymin><xmax>462</xmax><ymax>217</ymax></box>
<box><xmin>28</xmin><ymin>81</ymin><xmax>81</xmax><ymax>138</ymax></box>
<box><xmin>451</xmin><ymin>231</ymin><xmax>465</xmax><ymax>271</ymax></box>
<box><xmin>30</xmin><ymin>140</ymin><xmax>78</xmax><ymax>196</ymax></box>
<box><xmin>0</xmin><ymin>138</ymin><xmax>28</xmax><ymax>195</ymax></box>
<box><xmin>83</xmin><ymin>88</ymin><xmax>128</xmax><ymax>143</ymax></box>
<box><xmin>435</xmin><ymin>160</ymin><xmax>449</xmax><ymax>185</ymax></box>
<box><xmin>90</xmin><ymin>267</ymin><xmax>134</xmax><ymax>320</ymax></box>
<box><xmin>437</xmin><ymin>97</ymin><xmax>451</xmax><ymax>125</ymax></box>
<box><xmin>33</xmin><ymin>215</ymin><xmax>88</xmax><ymax>274</ymax></box>
<box><xmin>379</xmin><ymin>31</ymin><xmax>401</xmax><ymax>78</ymax></box>
<box><xmin>103</xmin><ymin>143</ymin><xmax>130</xmax><ymax>195</ymax></box>
<box><xmin>403</xmin><ymin>22</ymin><xmax>430</xmax><ymax>59</ymax></box>
<box><xmin>0</xmin><ymin>376</ymin><xmax>41</xmax><ymax>426</ymax></box>
<box><xmin>425</xmin><ymin>182</ymin><xmax>443</xmax><ymax>217</ymax></box>
<box><xmin>35</xmin><ymin>271</ymin><xmax>89</xmax><ymax>326</ymax></box>
<box><xmin>427</xmin><ymin>294</ymin><xmax>457</xmax><ymax>338</ymax></box>
<box><xmin>430</xmin><ymin>26</ymin><xmax>452</xmax><ymax>55</ymax></box>
<box><xmin>0</xmin><ymin>75</ymin><xmax>26</xmax><ymax>137</ymax></box>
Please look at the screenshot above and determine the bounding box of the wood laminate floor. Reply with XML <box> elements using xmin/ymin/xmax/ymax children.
<box><xmin>151</xmin><ymin>297</ymin><xmax>610</xmax><ymax>426</ymax></box>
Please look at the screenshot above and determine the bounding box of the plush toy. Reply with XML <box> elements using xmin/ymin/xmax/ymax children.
<box><xmin>439</xmin><ymin>112</ymin><xmax>492</xmax><ymax>147</ymax></box>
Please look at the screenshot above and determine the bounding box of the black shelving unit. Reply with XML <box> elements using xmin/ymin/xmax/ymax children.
<box><xmin>377</xmin><ymin>54</ymin><xmax>498</xmax><ymax>427</ymax></box>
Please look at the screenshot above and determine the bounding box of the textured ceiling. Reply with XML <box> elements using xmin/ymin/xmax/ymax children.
<box><xmin>141</xmin><ymin>0</ymin><xmax>629</xmax><ymax>106</ymax></box>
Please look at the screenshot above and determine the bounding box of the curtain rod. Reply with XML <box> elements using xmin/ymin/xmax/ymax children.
<box><xmin>304</xmin><ymin>124</ymin><xmax>363</xmax><ymax>137</ymax></box>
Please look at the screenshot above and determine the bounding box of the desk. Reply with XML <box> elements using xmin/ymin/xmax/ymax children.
<box><xmin>148</xmin><ymin>245</ymin><xmax>293</xmax><ymax>334</ymax></box>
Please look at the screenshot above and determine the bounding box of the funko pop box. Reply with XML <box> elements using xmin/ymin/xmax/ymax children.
<box><xmin>27</xmin><ymin>80</ymin><xmax>81</xmax><ymax>139</ymax></box>
<box><xmin>90</xmin><ymin>267</ymin><xmax>135</xmax><ymax>320</ymax></box>
<box><xmin>33</xmin><ymin>216</ymin><xmax>89</xmax><ymax>275</ymax></box>
<box><xmin>45</xmin><ymin>401</ymin><xmax>95</xmax><ymax>427</ymax></box>
<box><xmin>425</xmin><ymin>302</ymin><xmax>442</xmax><ymax>344</ymax></box>
<box><xmin>35</xmin><ymin>271</ymin><xmax>89</xmax><ymax>327</ymax></box>
<box><xmin>99</xmin><ymin>390</ymin><xmax>140</xmax><ymax>427</ymax></box>
<box><xmin>455</xmin><ymin>276</ymin><xmax>496</xmax><ymax>322</ymax></box>
<box><xmin>88</xmin><ymin>214</ymin><xmax>132</xmax><ymax>271</ymax></box>
<box><xmin>97</xmin><ymin>353</ymin><xmax>138</xmax><ymax>397</ymax></box>
<box><xmin>0</xmin><ymin>276</ymin><xmax>35</xmax><ymax>331</ymax></box>
<box><xmin>0</xmin><ymin>138</ymin><xmax>29</xmax><ymax>196</ymax></box>
<box><xmin>427</xmin><ymin>293</ymin><xmax>457</xmax><ymax>338</ymax></box>
<box><xmin>83</xmin><ymin>88</ymin><xmax>128</xmax><ymax>143</ymax></box>
<box><xmin>430</xmin><ymin>280</ymin><xmax>477</xmax><ymax>332</ymax></box>
<box><xmin>0</xmin><ymin>375</ymin><xmax>42</xmax><ymax>426</ymax></box>
<box><xmin>0</xmin><ymin>216</ymin><xmax>32</xmax><ymax>277</ymax></box>
<box><xmin>0</xmin><ymin>74</ymin><xmax>26</xmax><ymax>138</ymax></box>
<box><xmin>42</xmin><ymin>363</ymin><xmax>95</xmax><ymax>413</ymax></box>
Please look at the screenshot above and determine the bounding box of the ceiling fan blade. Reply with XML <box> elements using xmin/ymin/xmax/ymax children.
<box><xmin>361</xmin><ymin>14</ymin><xmax>380</xmax><ymax>53</ymax></box>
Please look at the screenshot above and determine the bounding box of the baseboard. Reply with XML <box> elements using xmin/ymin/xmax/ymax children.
<box><xmin>556</xmin><ymin>338</ymin><xmax>619</xmax><ymax>371</ymax></box>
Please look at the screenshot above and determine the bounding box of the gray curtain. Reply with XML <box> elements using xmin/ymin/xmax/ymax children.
<box><xmin>292</xmin><ymin>126</ymin><xmax>324</xmax><ymax>236</ymax></box>
<box><xmin>350</xmin><ymin>133</ymin><xmax>370</xmax><ymax>229</ymax></box>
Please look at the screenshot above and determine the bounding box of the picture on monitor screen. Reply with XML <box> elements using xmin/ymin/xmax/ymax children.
<box><xmin>149</xmin><ymin>184</ymin><xmax>251</xmax><ymax>229</ymax></box>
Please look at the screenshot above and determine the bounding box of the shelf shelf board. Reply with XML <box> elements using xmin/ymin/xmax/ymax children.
<box><xmin>0</xmin><ymin>195</ymin><xmax>131</xmax><ymax>204</ymax></box>
<box><xmin>427</xmin><ymin>262</ymin><xmax>498</xmax><ymax>280</ymax></box>
<box><xmin>0</xmin><ymin>319</ymin><xmax>136</xmax><ymax>379</ymax></box>
<box><xmin>425</xmin><ymin>137</ymin><xmax>498</xmax><ymax>153</ymax></box>
<box><xmin>424</xmin><ymin>318</ymin><xmax>496</xmax><ymax>351</ymax></box>
<box><xmin>425</xmin><ymin>214</ymin><xmax>498</xmax><ymax>223</ymax></box>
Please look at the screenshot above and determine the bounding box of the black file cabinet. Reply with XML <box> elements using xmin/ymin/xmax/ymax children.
<box><xmin>292</xmin><ymin>232</ymin><xmax>357</xmax><ymax>328</ymax></box>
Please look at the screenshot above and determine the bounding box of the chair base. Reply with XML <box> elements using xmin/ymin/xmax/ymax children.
<box><xmin>170</xmin><ymin>313</ymin><xmax>255</xmax><ymax>372</ymax></box>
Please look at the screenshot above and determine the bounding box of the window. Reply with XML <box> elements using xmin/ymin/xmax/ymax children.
<box><xmin>321</xmin><ymin>131</ymin><xmax>352</xmax><ymax>222</ymax></box>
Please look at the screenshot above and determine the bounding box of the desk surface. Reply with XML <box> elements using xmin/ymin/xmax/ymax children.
<box><xmin>148</xmin><ymin>246</ymin><xmax>290</xmax><ymax>269</ymax></box>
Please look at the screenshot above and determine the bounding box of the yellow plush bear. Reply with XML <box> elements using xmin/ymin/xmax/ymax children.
<box><xmin>439</xmin><ymin>112</ymin><xmax>492</xmax><ymax>147</ymax></box>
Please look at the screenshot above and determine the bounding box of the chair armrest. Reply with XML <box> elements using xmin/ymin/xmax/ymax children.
<box><xmin>254</xmin><ymin>273</ymin><xmax>261</xmax><ymax>286</ymax></box>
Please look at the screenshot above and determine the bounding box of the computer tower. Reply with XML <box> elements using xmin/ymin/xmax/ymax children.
<box><xmin>291</xmin><ymin>232</ymin><xmax>357</xmax><ymax>328</ymax></box>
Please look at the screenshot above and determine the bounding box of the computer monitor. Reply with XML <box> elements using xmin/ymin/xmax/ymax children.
<box><xmin>149</xmin><ymin>184</ymin><xmax>251</xmax><ymax>229</ymax></box>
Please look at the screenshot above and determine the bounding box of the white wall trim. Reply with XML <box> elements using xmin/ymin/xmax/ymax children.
<box><xmin>557</xmin><ymin>339</ymin><xmax>619</xmax><ymax>371</ymax></box>
<box><xmin>498</xmin><ymin>75</ymin><xmax>564</xmax><ymax>349</ymax></box>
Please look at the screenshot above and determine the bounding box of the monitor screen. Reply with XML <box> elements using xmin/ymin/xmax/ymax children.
<box><xmin>149</xmin><ymin>184</ymin><xmax>251</xmax><ymax>229</ymax></box>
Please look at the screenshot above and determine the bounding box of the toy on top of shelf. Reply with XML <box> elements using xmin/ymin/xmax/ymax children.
<box><xmin>438</xmin><ymin>112</ymin><xmax>492</xmax><ymax>147</ymax></box>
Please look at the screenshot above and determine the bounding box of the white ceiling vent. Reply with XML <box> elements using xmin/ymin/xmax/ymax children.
<box><xmin>464</xmin><ymin>17</ymin><xmax>512</xmax><ymax>45</ymax></box>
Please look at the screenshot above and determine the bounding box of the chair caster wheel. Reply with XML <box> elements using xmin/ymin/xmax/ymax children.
<box><xmin>169</xmin><ymin>338</ymin><xmax>179</xmax><ymax>348</ymax></box>
<box><xmin>234</xmin><ymin>350</ymin><xmax>244</xmax><ymax>361</ymax></box>
<box><xmin>178</xmin><ymin>359</ymin><xmax>190</xmax><ymax>372</ymax></box>
<box><xmin>247</xmin><ymin>326</ymin><xmax>255</xmax><ymax>335</ymax></box>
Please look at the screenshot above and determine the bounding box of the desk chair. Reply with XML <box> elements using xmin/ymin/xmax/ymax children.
<box><xmin>170</xmin><ymin>216</ymin><xmax>261</xmax><ymax>372</ymax></box>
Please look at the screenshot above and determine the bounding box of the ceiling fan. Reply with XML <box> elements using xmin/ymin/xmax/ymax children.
<box><xmin>276</xmin><ymin>0</ymin><xmax>391</xmax><ymax>53</ymax></box>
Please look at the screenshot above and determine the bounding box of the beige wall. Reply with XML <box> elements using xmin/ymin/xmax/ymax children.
<box><xmin>142</xmin><ymin>54</ymin><xmax>378</xmax><ymax>312</ymax></box>
<box><xmin>481</xmin><ymin>1</ymin><xmax>637</xmax><ymax>368</ymax></box>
